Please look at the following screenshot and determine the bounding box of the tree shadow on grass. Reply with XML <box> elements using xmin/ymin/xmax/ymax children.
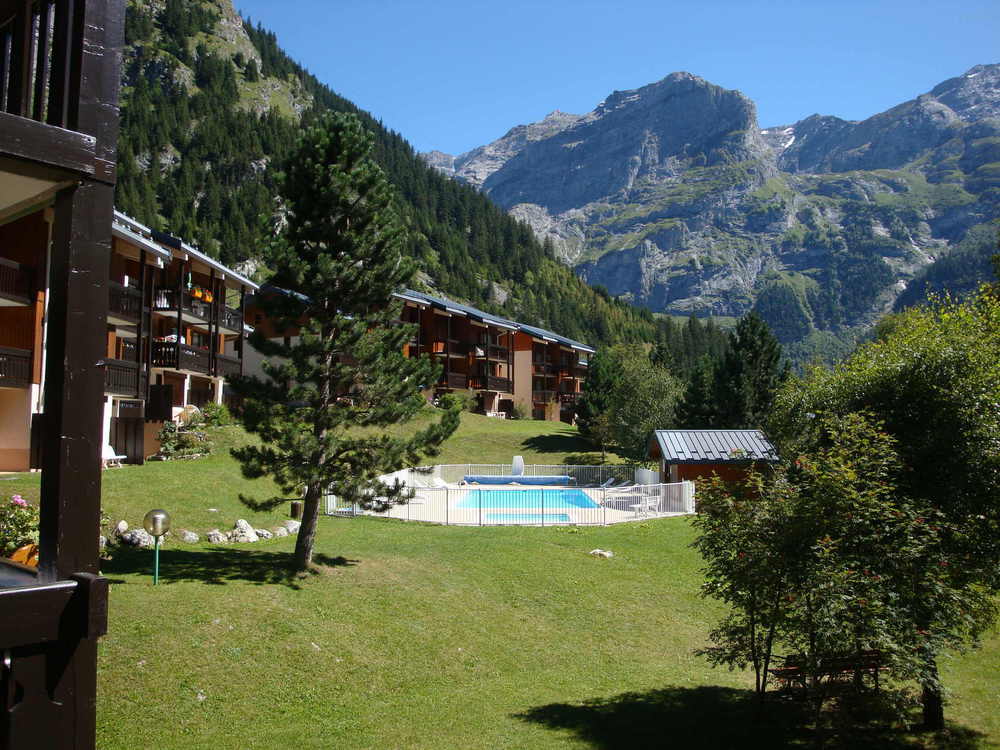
<box><xmin>521</xmin><ymin>430</ymin><xmax>593</xmax><ymax>457</ymax></box>
<box><xmin>516</xmin><ymin>685</ymin><xmax>984</xmax><ymax>750</ymax></box>
<box><xmin>101</xmin><ymin>546</ymin><xmax>357</xmax><ymax>589</ymax></box>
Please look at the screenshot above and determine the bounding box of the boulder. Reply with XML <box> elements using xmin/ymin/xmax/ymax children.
<box><xmin>206</xmin><ymin>529</ymin><xmax>228</xmax><ymax>544</ymax></box>
<box><xmin>120</xmin><ymin>529</ymin><xmax>155</xmax><ymax>548</ymax></box>
<box><xmin>179</xmin><ymin>530</ymin><xmax>200</xmax><ymax>543</ymax></box>
<box><xmin>272</xmin><ymin>526</ymin><xmax>289</xmax><ymax>538</ymax></box>
<box><xmin>589</xmin><ymin>548</ymin><xmax>614</xmax><ymax>559</ymax></box>
<box><xmin>113</xmin><ymin>520</ymin><xmax>128</xmax><ymax>537</ymax></box>
<box><xmin>255</xmin><ymin>528</ymin><xmax>273</xmax><ymax>540</ymax></box>
<box><xmin>230</xmin><ymin>519</ymin><xmax>259</xmax><ymax>543</ymax></box>
<box><xmin>282</xmin><ymin>519</ymin><xmax>301</xmax><ymax>534</ymax></box>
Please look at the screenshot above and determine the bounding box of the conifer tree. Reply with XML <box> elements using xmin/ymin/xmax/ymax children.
<box><xmin>713</xmin><ymin>311</ymin><xmax>786</xmax><ymax>429</ymax></box>
<box><xmin>232</xmin><ymin>112</ymin><xmax>460</xmax><ymax>570</ymax></box>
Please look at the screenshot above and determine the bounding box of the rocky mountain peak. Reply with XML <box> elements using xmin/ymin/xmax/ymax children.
<box><xmin>930</xmin><ymin>63</ymin><xmax>1000</xmax><ymax>122</ymax></box>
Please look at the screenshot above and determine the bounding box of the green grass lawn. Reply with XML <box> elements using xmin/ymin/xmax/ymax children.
<box><xmin>3</xmin><ymin>416</ymin><xmax>997</xmax><ymax>748</ymax></box>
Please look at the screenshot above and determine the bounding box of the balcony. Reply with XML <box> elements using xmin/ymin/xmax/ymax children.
<box><xmin>108</xmin><ymin>281</ymin><xmax>141</xmax><ymax>325</ymax></box>
<box><xmin>151</xmin><ymin>341</ymin><xmax>211</xmax><ymax>375</ymax></box>
<box><xmin>532</xmin><ymin>390</ymin><xmax>556</xmax><ymax>403</ymax></box>
<box><xmin>104</xmin><ymin>359</ymin><xmax>139</xmax><ymax>397</ymax></box>
<box><xmin>559</xmin><ymin>392</ymin><xmax>580</xmax><ymax>405</ymax></box>
<box><xmin>153</xmin><ymin>289</ymin><xmax>212</xmax><ymax>324</ymax></box>
<box><xmin>439</xmin><ymin>372</ymin><xmax>469</xmax><ymax>390</ymax></box>
<box><xmin>216</xmin><ymin>353</ymin><xmax>242</xmax><ymax>379</ymax></box>
<box><xmin>0</xmin><ymin>346</ymin><xmax>31</xmax><ymax>388</ymax></box>
<box><xmin>467</xmin><ymin>375</ymin><xmax>512</xmax><ymax>393</ymax></box>
<box><xmin>220</xmin><ymin>305</ymin><xmax>243</xmax><ymax>334</ymax></box>
<box><xmin>478</xmin><ymin>344</ymin><xmax>508</xmax><ymax>360</ymax></box>
<box><xmin>0</xmin><ymin>259</ymin><xmax>32</xmax><ymax>306</ymax></box>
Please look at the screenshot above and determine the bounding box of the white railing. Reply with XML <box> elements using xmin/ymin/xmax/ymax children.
<box><xmin>435</xmin><ymin>463</ymin><xmax>635</xmax><ymax>486</ymax></box>
<box><xmin>324</xmin><ymin>470</ymin><xmax>695</xmax><ymax>526</ymax></box>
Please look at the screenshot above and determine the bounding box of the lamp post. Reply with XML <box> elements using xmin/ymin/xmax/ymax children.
<box><xmin>143</xmin><ymin>509</ymin><xmax>171</xmax><ymax>585</ymax></box>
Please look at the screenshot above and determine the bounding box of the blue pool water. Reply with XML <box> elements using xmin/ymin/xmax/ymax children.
<box><xmin>456</xmin><ymin>488</ymin><xmax>599</xmax><ymax>510</ymax></box>
<box><xmin>485</xmin><ymin>513</ymin><xmax>571</xmax><ymax>523</ymax></box>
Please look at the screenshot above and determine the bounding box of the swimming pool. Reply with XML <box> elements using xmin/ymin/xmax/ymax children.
<box><xmin>456</xmin><ymin>488</ymin><xmax>600</xmax><ymax>510</ymax></box>
<box><xmin>485</xmin><ymin>513</ymin><xmax>572</xmax><ymax>523</ymax></box>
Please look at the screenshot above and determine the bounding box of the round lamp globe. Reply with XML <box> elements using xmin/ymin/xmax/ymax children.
<box><xmin>142</xmin><ymin>509</ymin><xmax>171</xmax><ymax>538</ymax></box>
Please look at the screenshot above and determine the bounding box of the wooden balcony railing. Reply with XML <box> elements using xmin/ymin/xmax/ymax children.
<box><xmin>0</xmin><ymin>346</ymin><xmax>31</xmax><ymax>388</ymax></box>
<box><xmin>151</xmin><ymin>341</ymin><xmax>211</xmax><ymax>374</ymax></box>
<box><xmin>533</xmin><ymin>362</ymin><xmax>555</xmax><ymax>375</ymax></box>
<box><xmin>0</xmin><ymin>258</ymin><xmax>31</xmax><ymax>302</ymax></box>
<box><xmin>440</xmin><ymin>372</ymin><xmax>468</xmax><ymax>389</ymax></box>
<box><xmin>0</xmin><ymin>0</ymin><xmax>85</xmax><ymax>129</ymax></box>
<box><xmin>216</xmin><ymin>353</ymin><xmax>242</xmax><ymax>379</ymax></box>
<box><xmin>469</xmin><ymin>375</ymin><xmax>512</xmax><ymax>392</ymax></box>
<box><xmin>559</xmin><ymin>392</ymin><xmax>579</xmax><ymax>405</ymax></box>
<box><xmin>153</xmin><ymin>289</ymin><xmax>211</xmax><ymax>321</ymax></box>
<box><xmin>533</xmin><ymin>390</ymin><xmax>556</xmax><ymax>403</ymax></box>
<box><xmin>108</xmin><ymin>281</ymin><xmax>141</xmax><ymax>321</ymax></box>
<box><xmin>104</xmin><ymin>358</ymin><xmax>138</xmax><ymax>396</ymax></box>
<box><xmin>487</xmin><ymin>344</ymin><xmax>508</xmax><ymax>360</ymax></box>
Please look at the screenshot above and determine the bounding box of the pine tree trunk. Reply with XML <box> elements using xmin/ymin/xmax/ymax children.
<box><xmin>921</xmin><ymin>656</ymin><xmax>945</xmax><ymax>730</ymax></box>
<box><xmin>293</xmin><ymin>483</ymin><xmax>321</xmax><ymax>571</ymax></box>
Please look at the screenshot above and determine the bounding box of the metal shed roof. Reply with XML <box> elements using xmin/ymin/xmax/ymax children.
<box><xmin>650</xmin><ymin>430</ymin><xmax>779</xmax><ymax>464</ymax></box>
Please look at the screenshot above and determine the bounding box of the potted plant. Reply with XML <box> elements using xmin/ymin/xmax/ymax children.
<box><xmin>204</xmin><ymin>290</ymin><xmax>214</xmax><ymax>303</ymax></box>
<box><xmin>192</xmin><ymin>287</ymin><xmax>204</xmax><ymax>300</ymax></box>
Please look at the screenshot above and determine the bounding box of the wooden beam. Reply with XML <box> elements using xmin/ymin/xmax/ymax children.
<box><xmin>0</xmin><ymin>111</ymin><xmax>98</xmax><ymax>177</ymax></box>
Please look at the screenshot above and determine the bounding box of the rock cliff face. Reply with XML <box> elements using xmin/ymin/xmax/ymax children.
<box><xmin>424</xmin><ymin>65</ymin><xmax>1000</xmax><ymax>353</ymax></box>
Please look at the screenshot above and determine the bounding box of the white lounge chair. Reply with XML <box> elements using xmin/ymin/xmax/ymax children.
<box><xmin>629</xmin><ymin>497</ymin><xmax>660</xmax><ymax>518</ymax></box>
<box><xmin>102</xmin><ymin>444</ymin><xmax>127</xmax><ymax>468</ymax></box>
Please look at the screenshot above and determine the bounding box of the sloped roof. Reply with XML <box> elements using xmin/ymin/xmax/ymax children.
<box><xmin>649</xmin><ymin>430</ymin><xmax>779</xmax><ymax>464</ymax></box>
<box><xmin>398</xmin><ymin>289</ymin><xmax>595</xmax><ymax>353</ymax></box>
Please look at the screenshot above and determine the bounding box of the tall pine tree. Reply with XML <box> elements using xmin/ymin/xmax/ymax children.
<box><xmin>232</xmin><ymin>113</ymin><xmax>459</xmax><ymax>570</ymax></box>
<box><xmin>713</xmin><ymin>311</ymin><xmax>786</xmax><ymax>429</ymax></box>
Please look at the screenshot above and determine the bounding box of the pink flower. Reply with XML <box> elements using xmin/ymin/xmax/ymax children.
<box><xmin>11</xmin><ymin>495</ymin><xmax>26</xmax><ymax>507</ymax></box>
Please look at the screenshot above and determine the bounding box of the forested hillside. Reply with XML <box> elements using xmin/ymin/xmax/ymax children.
<box><xmin>115</xmin><ymin>0</ymin><xmax>696</xmax><ymax>347</ymax></box>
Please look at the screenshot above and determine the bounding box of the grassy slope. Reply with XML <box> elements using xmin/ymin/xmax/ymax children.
<box><xmin>3</xmin><ymin>417</ymin><xmax>996</xmax><ymax>748</ymax></box>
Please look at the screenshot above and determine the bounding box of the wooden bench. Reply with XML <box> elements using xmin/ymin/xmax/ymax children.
<box><xmin>769</xmin><ymin>650</ymin><xmax>885</xmax><ymax>692</ymax></box>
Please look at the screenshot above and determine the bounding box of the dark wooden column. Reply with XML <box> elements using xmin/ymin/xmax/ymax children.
<box><xmin>5</xmin><ymin>2</ymin><xmax>123</xmax><ymax>748</ymax></box>
<box><xmin>238</xmin><ymin>286</ymin><xmax>245</xmax><ymax>376</ymax></box>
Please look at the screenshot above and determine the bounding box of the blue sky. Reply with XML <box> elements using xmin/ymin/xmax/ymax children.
<box><xmin>236</xmin><ymin>0</ymin><xmax>999</xmax><ymax>156</ymax></box>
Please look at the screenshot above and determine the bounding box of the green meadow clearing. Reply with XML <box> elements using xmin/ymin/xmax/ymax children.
<box><xmin>3</xmin><ymin>414</ymin><xmax>997</xmax><ymax>748</ymax></box>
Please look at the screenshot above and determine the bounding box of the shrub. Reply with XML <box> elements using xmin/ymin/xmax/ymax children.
<box><xmin>155</xmin><ymin>421</ymin><xmax>213</xmax><ymax>459</ymax></box>
<box><xmin>437</xmin><ymin>391</ymin><xmax>475</xmax><ymax>412</ymax></box>
<box><xmin>0</xmin><ymin>495</ymin><xmax>39</xmax><ymax>557</ymax></box>
<box><xmin>200</xmin><ymin>402</ymin><xmax>232</xmax><ymax>427</ymax></box>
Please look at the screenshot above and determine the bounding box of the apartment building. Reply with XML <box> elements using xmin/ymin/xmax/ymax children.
<box><xmin>246</xmin><ymin>287</ymin><xmax>594</xmax><ymax>423</ymax></box>
<box><xmin>397</xmin><ymin>290</ymin><xmax>593</xmax><ymax>422</ymax></box>
<box><xmin>0</xmin><ymin>209</ymin><xmax>257</xmax><ymax>470</ymax></box>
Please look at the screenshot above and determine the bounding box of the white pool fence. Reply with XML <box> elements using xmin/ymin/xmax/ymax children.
<box><xmin>323</xmin><ymin>464</ymin><xmax>695</xmax><ymax>526</ymax></box>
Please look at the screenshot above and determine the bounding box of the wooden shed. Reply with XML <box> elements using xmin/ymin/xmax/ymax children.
<box><xmin>649</xmin><ymin>429</ymin><xmax>779</xmax><ymax>484</ymax></box>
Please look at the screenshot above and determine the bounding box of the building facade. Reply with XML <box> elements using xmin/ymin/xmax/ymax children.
<box><xmin>0</xmin><ymin>209</ymin><xmax>257</xmax><ymax>470</ymax></box>
<box><xmin>245</xmin><ymin>288</ymin><xmax>594</xmax><ymax>423</ymax></box>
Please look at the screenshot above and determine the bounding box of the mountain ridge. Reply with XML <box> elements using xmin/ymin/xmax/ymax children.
<box><xmin>421</xmin><ymin>64</ymin><xmax>1000</xmax><ymax>356</ymax></box>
